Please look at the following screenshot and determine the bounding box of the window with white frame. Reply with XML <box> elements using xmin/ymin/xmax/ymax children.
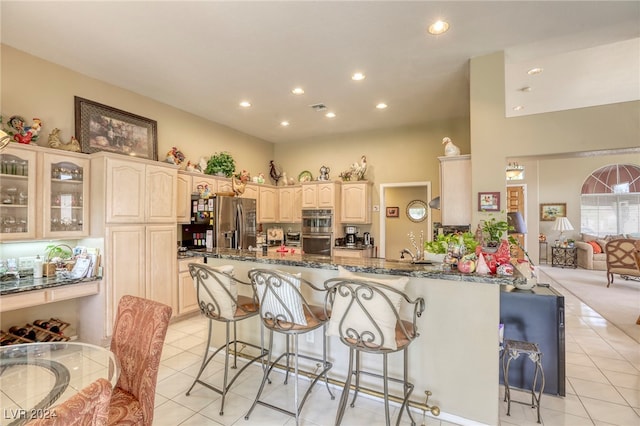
<box><xmin>580</xmin><ymin>164</ymin><xmax>640</xmax><ymax>237</ymax></box>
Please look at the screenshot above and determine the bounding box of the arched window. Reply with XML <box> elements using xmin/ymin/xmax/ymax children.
<box><xmin>580</xmin><ymin>164</ymin><xmax>640</xmax><ymax>237</ymax></box>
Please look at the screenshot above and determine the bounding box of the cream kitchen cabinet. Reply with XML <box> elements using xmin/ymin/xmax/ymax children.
<box><xmin>176</xmin><ymin>172</ymin><xmax>192</xmax><ymax>223</ymax></box>
<box><xmin>301</xmin><ymin>182</ymin><xmax>341</xmax><ymax>209</ymax></box>
<box><xmin>340</xmin><ymin>181</ymin><xmax>372</xmax><ymax>224</ymax></box>
<box><xmin>192</xmin><ymin>175</ymin><xmax>218</xmax><ymax>197</ymax></box>
<box><xmin>240</xmin><ymin>183</ymin><xmax>259</xmax><ymax>200</ymax></box>
<box><xmin>0</xmin><ymin>146</ymin><xmax>37</xmax><ymax>241</ymax></box>
<box><xmin>42</xmin><ymin>152</ymin><xmax>90</xmax><ymax>238</ymax></box>
<box><xmin>177</xmin><ymin>257</ymin><xmax>202</xmax><ymax>316</ymax></box>
<box><xmin>278</xmin><ymin>186</ymin><xmax>302</xmax><ymax>223</ymax></box>
<box><xmin>217</xmin><ymin>177</ymin><xmax>233</xmax><ymax>193</ymax></box>
<box><xmin>90</xmin><ymin>154</ymin><xmax>177</xmax><ymax>225</ymax></box>
<box><xmin>103</xmin><ymin>224</ymin><xmax>177</xmax><ymax>336</ymax></box>
<box><xmin>259</xmin><ymin>186</ymin><xmax>278</xmax><ymax>223</ymax></box>
<box><xmin>0</xmin><ymin>145</ymin><xmax>91</xmax><ymax>241</ymax></box>
<box><xmin>438</xmin><ymin>155</ymin><xmax>471</xmax><ymax>226</ymax></box>
<box><xmin>333</xmin><ymin>246</ymin><xmax>373</xmax><ymax>258</ymax></box>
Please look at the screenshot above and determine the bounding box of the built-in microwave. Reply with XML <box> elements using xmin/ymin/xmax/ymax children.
<box><xmin>301</xmin><ymin>209</ymin><xmax>333</xmax><ymax>234</ymax></box>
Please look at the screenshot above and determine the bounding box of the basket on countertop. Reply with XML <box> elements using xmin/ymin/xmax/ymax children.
<box><xmin>43</xmin><ymin>244</ymin><xmax>74</xmax><ymax>276</ymax></box>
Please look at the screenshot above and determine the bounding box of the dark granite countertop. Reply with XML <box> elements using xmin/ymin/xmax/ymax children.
<box><xmin>187</xmin><ymin>248</ymin><xmax>526</xmax><ymax>285</ymax></box>
<box><xmin>0</xmin><ymin>275</ymin><xmax>100</xmax><ymax>296</ymax></box>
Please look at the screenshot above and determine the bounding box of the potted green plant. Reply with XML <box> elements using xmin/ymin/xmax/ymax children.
<box><xmin>424</xmin><ymin>232</ymin><xmax>479</xmax><ymax>261</ymax></box>
<box><xmin>481</xmin><ymin>214</ymin><xmax>513</xmax><ymax>247</ymax></box>
<box><xmin>205</xmin><ymin>152</ymin><xmax>236</xmax><ymax>177</ymax></box>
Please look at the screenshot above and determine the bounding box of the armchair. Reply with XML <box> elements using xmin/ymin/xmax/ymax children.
<box><xmin>605</xmin><ymin>238</ymin><xmax>640</xmax><ymax>287</ymax></box>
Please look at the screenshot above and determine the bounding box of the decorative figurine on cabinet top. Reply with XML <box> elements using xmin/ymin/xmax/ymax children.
<box><xmin>232</xmin><ymin>169</ymin><xmax>250</xmax><ymax>196</ymax></box>
<box><xmin>2</xmin><ymin>115</ymin><xmax>42</xmax><ymax>144</ymax></box>
<box><xmin>165</xmin><ymin>147</ymin><xmax>185</xmax><ymax>166</ymax></box>
<box><xmin>269</xmin><ymin>160</ymin><xmax>282</xmax><ymax>185</ymax></box>
<box><xmin>318</xmin><ymin>165</ymin><xmax>330</xmax><ymax>181</ymax></box>
<box><xmin>442</xmin><ymin>137</ymin><xmax>460</xmax><ymax>156</ymax></box>
<box><xmin>48</xmin><ymin>128</ymin><xmax>81</xmax><ymax>152</ymax></box>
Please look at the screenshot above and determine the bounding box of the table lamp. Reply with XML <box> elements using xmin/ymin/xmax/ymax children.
<box><xmin>507</xmin><ymin>211</ymin><xmax>534</xmax><ymax>265</ymax></box>
<box><xmin>552</xmin><ymin>216</ymin><xmax>574</xmax><ymax>241</ymax></box>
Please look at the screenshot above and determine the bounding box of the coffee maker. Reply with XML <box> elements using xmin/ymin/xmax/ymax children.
<box><xmin>344</xmin><ymin>225</ymin><xmax>358</xmax><ymax>247</ymax></box>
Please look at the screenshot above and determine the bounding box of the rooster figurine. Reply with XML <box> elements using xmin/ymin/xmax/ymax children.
<box><xmin>442</xmin><ymin>137</ymin><xmax>460</xmax><ymax>156</ymax></box>
<box><xmin>48</xmin><ymin>128</ymin><xmax>81</xmax><ymax>152</ymax></box>
<box><xmin>269</xmin><ymin>160</ymin><xmax>282</xmax><ymax>185</ymax></box>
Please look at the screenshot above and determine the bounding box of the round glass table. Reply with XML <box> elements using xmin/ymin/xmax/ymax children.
<box><xmin>0</xmin><ymin>342</ymin><xmax>119</xmax><ymax>426</ymax></box>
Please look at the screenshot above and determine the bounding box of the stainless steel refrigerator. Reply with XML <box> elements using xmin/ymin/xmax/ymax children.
<box><xmin>215</xmin><ymin>196</ymin><xmax>257</xmax><ymax>250</ymax></box>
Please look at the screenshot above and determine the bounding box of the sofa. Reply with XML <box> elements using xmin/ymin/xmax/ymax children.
<box><xmin>575</xmin><ymin>234</ymin><xmax>608</xmax><ymax>270</ymax></box>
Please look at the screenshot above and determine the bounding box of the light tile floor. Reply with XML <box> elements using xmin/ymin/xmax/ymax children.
<box><xmin>154</xmin><ymin>280</ymin><xmax>640</xmax><ymax>425</ymax></box>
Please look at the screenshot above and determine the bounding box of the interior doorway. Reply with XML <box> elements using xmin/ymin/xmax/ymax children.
<box><xmin>507</xmin><ymin>184</ymin><xmax>527</xmax><ymax>259</ymax></box>
<box><xmin>379</xmin><ymin>182</ymin><xmax>431</xmax><ymax>259</ymax></box>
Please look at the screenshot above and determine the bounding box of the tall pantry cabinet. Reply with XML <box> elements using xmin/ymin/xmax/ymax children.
<box><xmin>90</xmin><ymin>153</ymin><xmax>177</xmax><ymax>338</ymax></box>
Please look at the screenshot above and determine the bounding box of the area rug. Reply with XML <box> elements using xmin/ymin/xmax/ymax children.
<box><xmin>537</xmin><ymin>266</ymin><xmax>640</xmax><ymax>343</ymax></box>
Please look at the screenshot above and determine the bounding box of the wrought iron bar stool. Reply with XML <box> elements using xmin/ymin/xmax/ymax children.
<box><xmin>324</xmin><ymin>271</ymin><xmax>424</xmax><ymax>426</ymax></box>
<box><xmin>502</xmin><ymin>339</ymin><xmax>545</xmax><ymax>423</ymax></box>
<box><xmin>186</xmin><ymin>263</ymin><xmax>269</xmax><ymax>416</ymax></box>
<box><xmin>245</xmin><ymin>268</ymin><xmax>334</xmax><ymax>425</ymax></box>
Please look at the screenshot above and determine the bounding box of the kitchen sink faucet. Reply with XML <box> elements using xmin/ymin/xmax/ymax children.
<box><xmin>400</xmin><ymin>231</ymin><xmax>424</xmax><ymax>262</ymax></box>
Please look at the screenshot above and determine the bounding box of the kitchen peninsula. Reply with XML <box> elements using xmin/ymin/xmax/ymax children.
<box><xmin>186</xmin><ymin>248</ymin><xmax>522</xmax><ymax>425</ymax></box>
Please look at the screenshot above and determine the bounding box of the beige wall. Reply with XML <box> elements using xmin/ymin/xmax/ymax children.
<box><xmin>470</xmin><ymin>51</ymin><xmax>640</xmax><ymax>260</ymax></box>
<box><xmin>4</xmin><ymin>44</ymin><xmax>638</xmax><ymax>263</ymax></box>
<box><xmin>384</xmin><ymin>185</ymin><xmax>430</xmax><ymax>259</ymax></box>
<box><xmin>1</xmin><ymin>45</ymin><xmax>274</xmax><ymax>174</ymax></box>
<box><xmin>274</xmin><ymin>120</ymin><xmax>470</xmax><ymax>246</ymax></box>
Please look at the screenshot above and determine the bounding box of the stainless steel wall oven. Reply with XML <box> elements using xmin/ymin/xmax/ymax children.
<box><xmin>302</xmin><ymin>209</ymin><xmax>333</xmax><ymax>256</ymax></box>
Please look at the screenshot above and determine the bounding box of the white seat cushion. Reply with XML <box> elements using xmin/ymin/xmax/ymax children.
<box><xmin>254</xmin><ymin>270</ymin><xmax>307</xmax><ymax>326</ymax></box>
<box><xmin>327</xmin><ymin>266</ymin><xmax>409</xmax><ymax>350</ymax></box>
<box><xmin>195</xmin><ymin>264</ymin><xmax>237</xmax><ymax>320</ymax></box>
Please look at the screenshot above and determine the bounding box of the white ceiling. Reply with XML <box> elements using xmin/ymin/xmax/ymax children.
<box><xmin>2</xmin><ymin>1</ymin><xmax>639</xmax><ymax>144</ymax></box>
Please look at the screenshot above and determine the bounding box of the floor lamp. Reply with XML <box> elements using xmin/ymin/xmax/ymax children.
<box><xmin>507</xmin><ymin>211</ymin><xmax>534</xmax><ymax>266</ymax></box>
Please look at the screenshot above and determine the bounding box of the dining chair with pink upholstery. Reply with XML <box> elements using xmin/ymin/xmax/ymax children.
<box><xmin>107</xmin><ymin>295</ymin><xmax>172</xmax><ymax>426</ymax></box>
<box><xmin>26</xmin><ymin>377</ymin><xmax>112</xmax><ymax>426</ymax></box>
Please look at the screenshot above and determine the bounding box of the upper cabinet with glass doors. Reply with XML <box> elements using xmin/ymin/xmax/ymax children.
<box><xmin>42</xmin><ymin>152</ymin><xmax>90</xmax><ymax>238</ymax></box>
<box><xmin>0</xmin><ymin>146</ymin><xmax>37</xmax><ymax>241</ymax></box>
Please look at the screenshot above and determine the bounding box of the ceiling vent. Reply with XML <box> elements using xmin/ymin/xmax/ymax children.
<box><xmin>309</xmin><ymin>103</ymin><xmax>328</xmax><ymax>112</ymax></box>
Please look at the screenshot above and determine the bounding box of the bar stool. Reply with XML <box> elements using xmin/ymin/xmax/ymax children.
<box><xmin>502</xmin><ymin>339</ymin><xmax>545</xmax><ymax>424</ymax></box>
<box><xmin>186</xmin><ymin>263</ymin><xmax>269</xmax><ymax>416</ymax></box>
<box><xmin>324</xmin><ymin>272</ymin><xmax>425</xmax><ymax>426</ymax></box>
<box><xmin>245</xmin><ymin>268</ymin><xmax>334</xmax><ymax>426</ymax></box>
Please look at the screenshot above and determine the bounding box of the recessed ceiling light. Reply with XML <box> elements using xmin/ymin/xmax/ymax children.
<box><xmin>291</xmin><ymin>87</ymin><xmax>305</xmax><ymax>95</ymax></box>
<box><xmin>351</xmin><ymin>72</ymin><xmax>366</xmax><ymax>81</ymax></box>
<box><xmin>513</xmin><ymin>105</ymin><xmax>524</xmax><ymax>111</ymax></box>
<box><xmin>239</xmin><ymin>101</ymin><xmax>251</xmax><ymax>108</ymax></box>
<box><xmin>325</xmin><ymin>112</ymin><xmax>336</xmax><ymax>118</ymax></box>
<box><xmin>428</xmin><ymin>20</ymin><xmax>449</xmax><ymax>35</ymax></box>
<box><xmin>280</xmin><ymin>121</ymin><xmax>290</xmax><ymax>127</ymax></box>
<box><xmin>376</xmin><ymin>103</ymin><xmax>388</xmax><ymax>109</ymax></box>
<box><xmin>527</xmin><ymin>67</ymin><xmax>543</xmax><ymax>75</ymax></box>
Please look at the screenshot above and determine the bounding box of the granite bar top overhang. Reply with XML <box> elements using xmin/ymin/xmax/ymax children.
<box><xmin>191</xmin><ymin>248</ymin><xmax>526</xmax><ymax>285</ymax></box>
<box><xmin>0</xmin><ymin>275</ymin><xmax>100</xmax><ymax>296</ymax></box>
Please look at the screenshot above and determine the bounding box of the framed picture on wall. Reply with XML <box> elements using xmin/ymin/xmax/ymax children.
<box><xmin>478</xmin><ymin>192</ymin><xmax>500</xmax><ymax>212</ymax></box>
<box><xmin>540</xmin><ymin>203</ymin><xmax>567</xmax><ymax>221</ymax></box>
<box><xmin>386</xmin><ymin>206</ymin><xmax>399</xmax><ymax>217</ymax></box>
<box><xmin>75</xmin><ymin>96</ymin><xmax>158</xmax><ymax>160</ymax></box>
